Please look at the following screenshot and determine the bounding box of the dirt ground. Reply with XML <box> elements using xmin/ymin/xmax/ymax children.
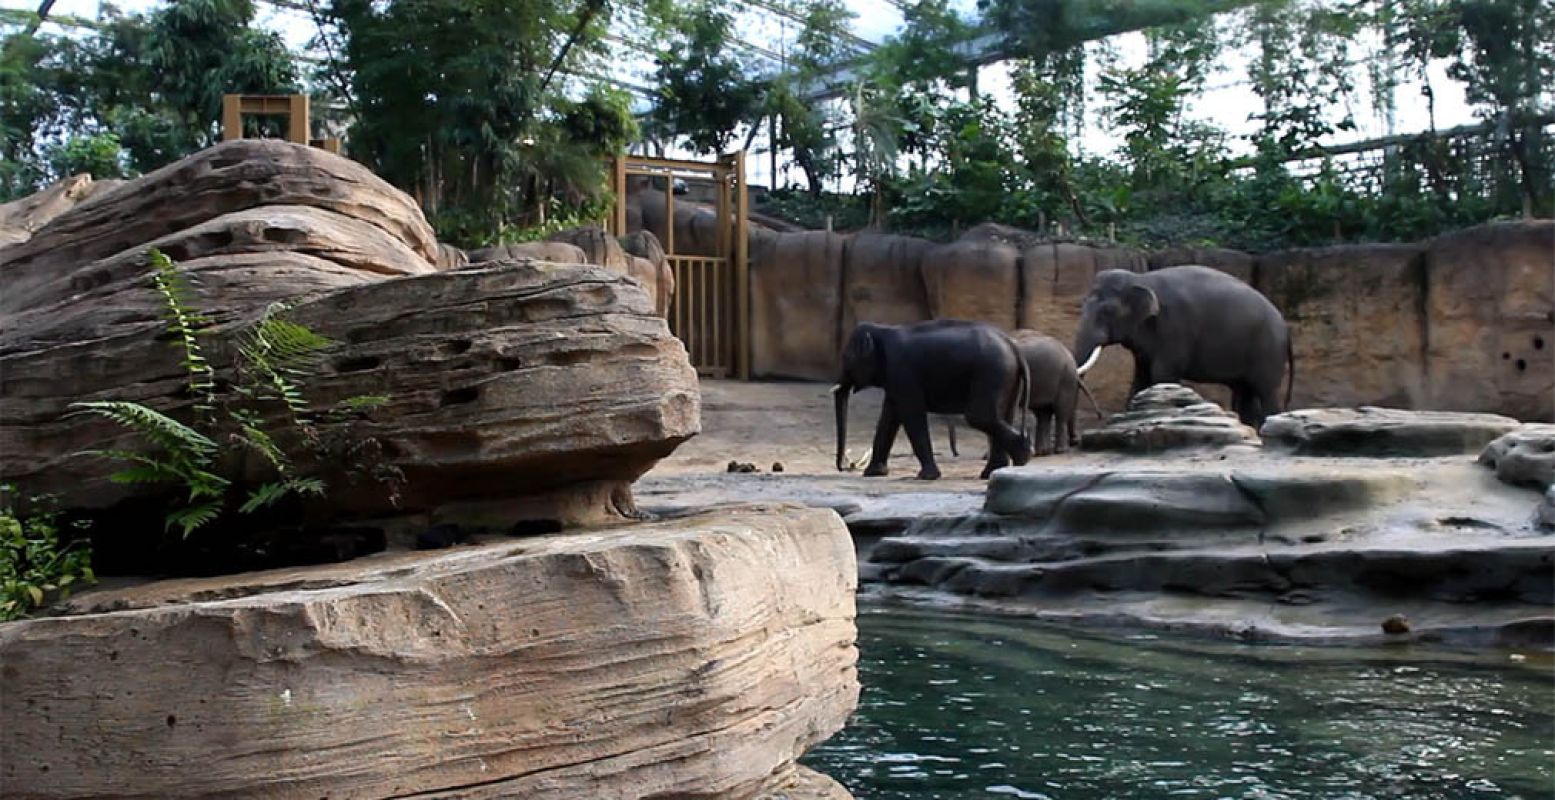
<box><xmin>636</xmin><ymin>378</ymin><xmax>1102</xmax><ymax>520</ymax></box>
<box><xmin>647</xmin><ymin>378</ymin><xmax>1096</xmax><ymax>481</ymax></box>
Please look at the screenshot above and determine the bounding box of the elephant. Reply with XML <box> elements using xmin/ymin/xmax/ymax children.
<box><xmin>834</xmin><ymin>320</ymin><xmax>1033</xmax><ymax>480</ymax></box>
<box><xmin>942</xmin><ymin>330</ymin><xmax>1104</xmax><ymax>457</ymax></box>
<box><xmin>1072</xmin><ymin>265</ymin><xmax>1294</xmax><ymax>427</ymax></box>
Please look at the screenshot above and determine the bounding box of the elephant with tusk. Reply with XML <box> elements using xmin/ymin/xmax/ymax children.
<box><xmin>1073</xmin><ymin>265</ymin><xmax>1293</xmax><ymax>427</ymax></box>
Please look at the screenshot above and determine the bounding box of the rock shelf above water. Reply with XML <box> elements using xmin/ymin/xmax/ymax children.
<box><xmin>1260</xmin><ymin>407</ymin><xmax>1522</xmax><ymax>456</ymax></box>
<box><xmin>0</xmin><ymin>505</ymin><xmax>860</xmax><ymax>800</ymax></box>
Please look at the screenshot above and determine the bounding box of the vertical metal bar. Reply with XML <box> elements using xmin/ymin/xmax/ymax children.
<box><xmin>734</xmin><ymin>151</ymin><xmax>750</xmax><ymax>380</ymax></box>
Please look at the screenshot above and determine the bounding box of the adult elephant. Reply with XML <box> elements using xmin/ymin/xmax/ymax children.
<box><xmin>834</xmin><ymin>320</ymin><xmax>1032</xmax><ymax>480</ymax></box>
<box><xmin>943</xmin><ymin>330</ymin><xmax>1102</xmax><ymax>457</ymax></box>
<box><xmin>1072</xmin><ymin>266</ymin><xmax>1293</xmax><ymax>427</ymax></box>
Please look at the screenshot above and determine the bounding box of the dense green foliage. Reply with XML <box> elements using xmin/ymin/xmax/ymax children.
<box><xmin>0</xmin><ymin>487</ymin><xmax>94</xmax><ymax>622</ymax></box>
<box><xmin>1</xmin><ymin>0</ymin><xmax>298</xmax><ymax>198</ymax></box>
<box><xmin>5</xmin><ymin>0</ymin><xmax>1551</xmax><ymax>250</ymax></box>
<box><xmin>320</xmin><ymin>0</ymin><xmax>633</xmax><ymax>244</ymax></box>
<box><xmin>4</xmin><ymin>0</ymin><xmax>635</xmax><ymax>245</ymax></box>
<box><xmin>76</xmin><ymin>250</ymin><xmax>398</xmax><ymax>538</ymax></box>
<box><xmin>662</xmin><ymin>0</ymin><xmax>1552</xmax><ymax>250</ymax></box>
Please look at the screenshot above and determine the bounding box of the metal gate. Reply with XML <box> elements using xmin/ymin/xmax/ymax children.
<box><xmin>607</xmin><ymin>153</ymin><xmax>750</xmax><ymax>379</ymax></box>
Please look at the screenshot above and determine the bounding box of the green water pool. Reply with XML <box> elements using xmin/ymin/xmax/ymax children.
<box><xmin>803</xmin><ymin>606</ymin><xmax>1554</xmax><ymax>799</ymax></box>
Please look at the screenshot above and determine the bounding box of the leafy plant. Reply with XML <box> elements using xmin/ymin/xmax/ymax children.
<box><xmin>73</xmin><ymin>248</ymin><xmax>397</xmax><ymax>537</ymax></box>
<box><xmin>1</xmin><ymin>486</ymin><xmax>94</xmax><ymax>622</ymax></box>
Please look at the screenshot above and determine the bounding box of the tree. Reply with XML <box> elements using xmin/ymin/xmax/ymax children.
<box><xmin>646</xmin><ymin>0</ymin><xmax>763</xmax><ymax>155</ymax></box>
<box><xmin>324</xmin><ymin>0</ymin><xmax>625</xmax><ymax>244</ymax></box>
<box><xmin>0</xmin><ymin>0</ymin><xmax>298</xmax><ymax>197</ymax></box>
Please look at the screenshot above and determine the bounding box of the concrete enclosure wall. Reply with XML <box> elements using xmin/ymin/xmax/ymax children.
<box><xmin>738</xmin><ymin>220</ymin><xmax>1554</xmax><ymax>421</ymax></box>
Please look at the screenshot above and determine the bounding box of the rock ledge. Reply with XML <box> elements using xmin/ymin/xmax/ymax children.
<box><xmin>0</xmin><ymin>505</ymin><xmax>859</xmax><ymax>800</ymax></box>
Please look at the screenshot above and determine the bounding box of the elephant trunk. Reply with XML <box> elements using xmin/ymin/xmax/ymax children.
<box><xmin>1073</xmin><ymin>326</ymin><xmax>1105</xmax><ymax>377</ymax></box>
<box><xmin>832</xmin><ymin>383</ymin><xmax>850</xmax><ymax>471</ymax></box>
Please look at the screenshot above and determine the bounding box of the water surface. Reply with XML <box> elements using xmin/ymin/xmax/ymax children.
<box><xmin>804</xmin><ymin>606</ymin><xmax>1554</xmax><ymax>799</ymax></box>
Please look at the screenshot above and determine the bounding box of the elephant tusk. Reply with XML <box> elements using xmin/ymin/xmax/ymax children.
<box><xmin>829</xmin><ymin>384</ymin><xmax>842</xmax><ymax>394</ymax></box>
<box><xmin>1076</xmin><ymin>346</ymin><xmax>1102</xmax><ymax>376</ymax></box>
<box><xmin>848</xmin><ymin>448</ymin><xmax>872</xmax><ymax>471</ymax></box>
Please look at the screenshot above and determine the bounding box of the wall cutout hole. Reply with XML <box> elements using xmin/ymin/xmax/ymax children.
<box><xmin>443</xmin><ymin>340</ymin><xmax>473</xmax><ymax>355</ymax></box>
<box><xmin>166</xmin><ymin>715</ymin><xmax>177</xmax><ymax>728</ymax></box>
<box><xmin>1535</xmin><ymin>336</ymin><xmax>1545</xmax><ymax>350</ymax></box>
<box><xmin>440</xmin><ymin>387</ymin><xmax>480</xmax><ymax>406</ymax></box>
<box><xmin>1501</xmin><ymin>352</ymin><xmax>1511</xmax><ymax>360</ymax></box>
<box><xmin>1515</xmin><ymin>359</ymin><xmax>1527</xmax><ymax>372</ymax></box>
<box><xmin>335</xmin><ymin>356</ymin><xmax>381</xmax><ymax>373</ymax></box>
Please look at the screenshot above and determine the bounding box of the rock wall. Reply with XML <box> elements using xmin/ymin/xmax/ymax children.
<box><xmin>0</xmin><ymin>140</ymin><xmax>700</xmax><ymax>531</ymax></box>
<box><xmin>0</xmin><ymin>505</ymin><xmax>860</xmax><ymax>800</ymax></box>
<box><xmin>723</xmin><ymin>219</ymin><xmax>1553</xmax><ymax>421</ymax></box>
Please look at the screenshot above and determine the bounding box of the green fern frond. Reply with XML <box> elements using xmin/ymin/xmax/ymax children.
<box><xmin>165</xmin><ymin>502</ymin><xmax>222</xmax><ymax>538</ymax></box>
<box><xmin>71</xmin><ymin>401</ymin><xmax>218</xmax><ymax>457</ymax></box>
<box><xmin>146</xmin><ymin>248</ymin><xmax>215</xmax><ymax>409</ymax></box>
<box><xmin>239</xmin><ymin>482</ymin><xmax>292</xmax><ymax>514</ymax></box>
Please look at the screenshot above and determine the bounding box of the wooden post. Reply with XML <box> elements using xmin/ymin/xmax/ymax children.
<box><xmin>734</xmin><ymin>150</ymin><xmax>750</xmax><ymax>380</ymax></box>
<box><xmin>611</xmin><ymin>155</ymin><xmax>627</xmax><ymax>236</ymax></box>
<box><xmin>221</xmin><ymin>95</ymin><xmax>242</xmax><ymax>141</ymax></box>
<box><xmin>287</xmin><ymin>95</ymin><xmax>310</xmax><ymax>144</ymax></box>
<box><xmin>663</xmin><ymin>171</ymin><xmax>676</xmax><ymax>257</ymax></box>
<box><xmin>715</xmin><ymin>162</ymin><xmax>732</xmax><ymax>372</ymax></box>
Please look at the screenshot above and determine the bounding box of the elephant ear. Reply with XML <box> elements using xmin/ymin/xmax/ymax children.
<box><xmin>1125</xmin><ymin>284</ymin><xmax>1160</xmax><ymax>321</ymax></box>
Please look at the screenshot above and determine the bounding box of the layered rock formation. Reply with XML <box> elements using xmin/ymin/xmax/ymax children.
<box><xmin>0</xmin><ymin>140</ymin><xmax>699</xmax><ymax>534</ymax></box>
<box><xmin>1080</xmin><ymin>383</ymin><xmax>1258</xmax><ymax>452</ymax></box>
<box><xmin>1261</xmin><ymin>407</ymin><xmax>1521</xmax><ymax>456</ymax></box>
<box><xmin>0</xmin><ymin>505</ymin><xmax>860</xmax><ymax>799</ymax></box>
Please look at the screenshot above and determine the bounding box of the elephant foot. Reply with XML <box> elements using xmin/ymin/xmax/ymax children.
<box><xmin>1035</xmin><ymin>446</ymin><xmax>1054</xmax><ymax>457</ymax></box>
<box><xmin>916</xmin><ymin>466</ymin><xmax>942</xmax><ymax>481</ymax></box>
<box><xmin>863</xmin><ymin>463</ymin><xmax>890</xmax><ymax>477</ymax></box>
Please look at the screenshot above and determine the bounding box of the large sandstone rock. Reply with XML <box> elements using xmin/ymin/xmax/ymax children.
<box><xmin>1261</xmin><ymin>407</ymin><xmax>1521</xmax><ymax>457</ymax></box>
<box><xmin>0</xmin><ymin>505</ymin><xmax>860</xmax><ymax>800</ymax></box>
<box><xmin>3</xmin><ymin>259</ymin><xmax>699</xmax><ymax>525</ymax></box>
<box><xmin>1540</xmin><ymin>487</ymin><xmax>1555</xmax><ymax>529</ymax></box>
<box><xmin>1080</xmin><ymin>383</ymin><xmax>1258</xmax><ymax>452</ymax></box>
<box><xmin>922</xmin><ymin>238</ymin><xmax>1020</xmax><ymax>330</ymax></box>
<box><xmin>750</xmin><ymin>230</ymin><xmax>847</xmax><ymax>380</ymax></box>
<box><xmin>1259</xmin><ymin>243</ymin><xmax>1428</xmax><ymax>410</ymax></box>
<box><xmin>1478</xmin><ymin>425</ymin><xmax>1555</xmax><ymax>489</ymax></box>
<box><xmin>0</xmin><ymin>141</ymin><xmax>699</xmax><ymax>533</ymax></box>
<box><xmin>0</xmin><ymin>174</ymin><xmax>97</xmax><ymax>246</ymax></box>
<box><xmin>0</xmin><ymin>139</ymin><xmax>440</xmax><ymax>276</ymax></box>
<box><xmin>1421</xmin><ymin>222</ymin><xmax>1554</xmax><ymax>421</ymax></box>
<box><xmin>466</xmin><ymin>240</ymin><xmax>587</xmax><ymax>265</ymax></box>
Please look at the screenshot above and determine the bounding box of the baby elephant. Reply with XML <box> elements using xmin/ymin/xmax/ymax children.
<box><xmin>946</xmin><ymin>330</ymin><xmax>1100</xmax><ymax>456</ymax></box>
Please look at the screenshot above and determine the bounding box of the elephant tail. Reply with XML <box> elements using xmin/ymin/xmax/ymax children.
<box><xmin>1017</xmin><ymin>344</ymin><xmax>1031</xmax><ymax>442</ymax></box>
<box><xmin>1078</xmin><ymin>378</ymin><xmax>1104</xmax><ymax>420</ymax></box>
<box><xmin>1284</xmin><ymin>333</ymin><xmax>1295</xmax><ymax>412</ymax></box>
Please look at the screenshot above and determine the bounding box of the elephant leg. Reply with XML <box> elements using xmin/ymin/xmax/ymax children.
<box><xmin>903</xmin><ymin>409</ymin><xmax>940</xmax><ymax>480</ymax></box>
<box><xmin>864</xmin><ymin>402</ymin><xmax>900</xmax><ymax>477</ymax></box>
<box><xmin>1129</xmin><ymin>358</ymin><xmax>1153</xmax><ymax>402</ymax></box>
<box><xmin>1054</xmin><ymin>397</ymin><xmax>1075</xmax><ymax>455</ymax></box>
<box><xmin>981</xmin><ymin>434</ymin><xmax>1010</xmax><ymax>479</ymax></box>
<box><xmin>947</xmin><ymin>419</ymin><xmax>959</xmax><ymax>457</ymax></box>
<box><xmin>1034</xmin><ymin>410</ymin><xmax>1054</xmax><ymax>457</ymax></box>
<box><xmin>968</xmin><ymin>399</ymin><xmax>1029</xmax><ymax>479</ymax></box>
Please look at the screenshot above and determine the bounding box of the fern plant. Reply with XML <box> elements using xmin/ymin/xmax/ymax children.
<box><xmin>72</xmin><ymin>248</ymin><xmax>398</xmax><ymax>537</ymax></box>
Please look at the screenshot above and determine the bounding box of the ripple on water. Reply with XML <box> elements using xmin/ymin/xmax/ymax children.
<box><xmin>803</xmin><ymin>607</ymin><xmax>1555</xmax><ymax>800</ymax></box>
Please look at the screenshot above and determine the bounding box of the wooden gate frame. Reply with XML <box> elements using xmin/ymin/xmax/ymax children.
<box><xmin>221</xmin><ymin>94</ymin><xmax>341</xmax><ymax>153</ymax></box>
<box><xmin>607</xmin><ymin>152</ymin><xmax>750</xmax><ymax>380</ymax></box>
